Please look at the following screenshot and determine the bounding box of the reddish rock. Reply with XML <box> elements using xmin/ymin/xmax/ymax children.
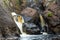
<box><xmin>21</xmin><ymin>7</ymin><xmax>39</xmax><ymax>18</ymax></box>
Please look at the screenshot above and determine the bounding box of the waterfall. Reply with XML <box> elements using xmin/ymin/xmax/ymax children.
<box><xmin>11</xmin><ymin>12</ymin><xmax>28</xmax><ymax>35</ymax></box>
<box><xmin>39</xmin><ymin>14</ymin><xmax>48</xmax><ymax>35</ymax></box>
<box><xmin>11</xmin><ymin>12</ymin><xmax>48</xmax><ymax>35</ymax></box>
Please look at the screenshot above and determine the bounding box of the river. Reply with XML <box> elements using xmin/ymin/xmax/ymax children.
<box><xmin>3</xmin><ymin>34</ymin><xmax>60</xmax><ymax>40</ymax></box>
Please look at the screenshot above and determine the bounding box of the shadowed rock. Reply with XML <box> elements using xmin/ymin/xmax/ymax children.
<box><xmin>0</xmin><ymin>2</ymin><xmax>20</xmax><ymax>38</ymax></box>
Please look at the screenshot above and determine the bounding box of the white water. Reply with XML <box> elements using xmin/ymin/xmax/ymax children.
<box><xmin>11</xmin><ymin>12</ymin><xmax>28</xmax><ymax>36</ymax></box>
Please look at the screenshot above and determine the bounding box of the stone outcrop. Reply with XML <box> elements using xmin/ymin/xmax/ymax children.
<box><xmin>0</xmin><ymin>0</ymin><xmax>20</xmax><ymax>38</ymax></box>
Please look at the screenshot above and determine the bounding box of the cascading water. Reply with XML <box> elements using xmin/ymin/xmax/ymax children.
<box><xmin>11</xmin><ymin>12</ymin><xmax>28</xmax><ymax>36</ymax></box>
<box><xmin>39</xmin><ymin>14</ymin><xmax>48</xmax><ymax>34</ymax></box>
<box><xmin>11</xmin><ymin>0</ymin><xmax>48</xmax><ymax>35</ymax></box>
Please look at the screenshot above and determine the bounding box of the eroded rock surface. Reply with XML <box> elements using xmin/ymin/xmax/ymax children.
<box><xmin>43</xmin><ymin>2</ymin><xmax>60</xmax><ymax>34</ymax></box>
<box><xmin>0</xmin><ymin>0</ymin><xmax>20</xmax><ymax>38</ymax></box>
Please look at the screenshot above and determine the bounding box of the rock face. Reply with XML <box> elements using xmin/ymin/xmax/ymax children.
<box><xmin>43</xmin><ymin>2</ymin><xmax>60</xmax><ymax>34</ymax></box>
<box><xmin>21</xmin><ymin>7</ymin><xmax>40</xmax><ymax>25</ymax></box>
<box><xmin>0</xmin><ymin>0</ymin><xmax>20</xmax><ymax>38</ymax></box>
<box><xmin>21</xmin><ymin>7</ymin><xmax>38</xmax><ymax>17</ymax></box>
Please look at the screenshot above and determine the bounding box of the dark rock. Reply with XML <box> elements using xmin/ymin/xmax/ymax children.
<box><xmin>23</xmin><ymin>23</ymin><xmax>40</xmax><ymax>34</ymax></box>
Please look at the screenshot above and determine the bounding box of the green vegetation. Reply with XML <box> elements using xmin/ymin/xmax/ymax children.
<box><xmin>47</xmin><ymin>11</ymin><xmax>53</xmax><ymax>17</ymax></box>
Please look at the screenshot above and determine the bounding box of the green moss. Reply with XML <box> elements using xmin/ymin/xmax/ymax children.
<box><xmin>47</xmin><ymin>11</ymin><xmax>53</xmax><ymax>17</ymax></box>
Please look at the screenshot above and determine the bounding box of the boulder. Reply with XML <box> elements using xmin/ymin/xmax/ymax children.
<box><xmin>43</xmin><ymin>3</ymin><xmax>60</xmax><ymax>34</ymax></box>
<box><xmin>21</xmin><ymin>7</ymin><xmax>40</xmax><ymax>26</ymax></box>
<box><xmin>21</xmin><ymin>7</ymin><xmax>39</xmax><ymax>18</ymax></box>
<box><xmin>0</xmin><ymin>0</ymin><xmax>20</xmax><ymax>38</ymax></box>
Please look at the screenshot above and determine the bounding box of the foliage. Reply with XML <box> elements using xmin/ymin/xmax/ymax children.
<box><xmin>47</xmin><ymin>11</ymin><xmax>53</xmax><ymax>17</ymax></box>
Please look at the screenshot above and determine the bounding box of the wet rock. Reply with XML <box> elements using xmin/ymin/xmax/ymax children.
<box><xmin>23</xmin><ymin>23</ymin><xmax>40</xmax><ymax>34</ymax></box>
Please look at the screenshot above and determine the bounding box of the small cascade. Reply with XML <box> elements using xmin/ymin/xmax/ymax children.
<box><xmin>11</xmin><ymin>12</ymin><xmax>28</xmax><ymax>35</ymax></box>
<box><xmin>39</xmin><ymin>14</ymin><xmax>48</xmax><ymax>35</ymax></box>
